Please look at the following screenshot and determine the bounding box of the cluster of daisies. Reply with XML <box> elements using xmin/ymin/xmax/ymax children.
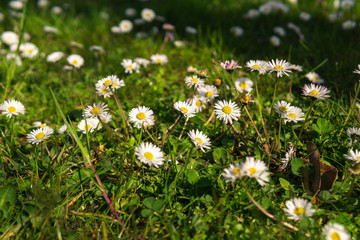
<box><xmin>120</xmin><ymin>54</ymin><xmax>168</xmax><ymax>74</ymax></box>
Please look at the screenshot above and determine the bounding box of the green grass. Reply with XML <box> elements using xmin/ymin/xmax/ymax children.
<box><xmin>0</xmin><ymin>0</ymin><xmax>360</xmax><ymax>239</ymax></box>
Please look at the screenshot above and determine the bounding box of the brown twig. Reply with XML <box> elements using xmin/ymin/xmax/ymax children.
<box><xmin>161</xmin><ymin>114</ymin><xmax>182</xmax><ymax>147</ymax></box>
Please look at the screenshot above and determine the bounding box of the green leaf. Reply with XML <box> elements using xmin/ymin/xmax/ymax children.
<box><xmin>318</xmin><ymin>190</ymin><xmax>331</xmax><ymax>201</ymax></box>
<box><xmin>311</xmin><ymin>118</ymin><xmax>335</xmax><ymax>136</ymax></box>
<box><xmin>261</xmin><ymin>198</ymin><xmax>272</xmax><ymax>210</ymax></box>
<box><xmin>141</xmin><ymin>209</ymin><xmax>154</xmax><ymax>218</ymax></box>
<box><xmin>291</xmin><ymin>158</ymin><xmax>303</xmax><ymax>176</ymax></box>
<box><xmin>279</xmin><ymin>178</ymin><xmax>290</xmax><ymax>190</ymax></box>
<box><xmin>152</xmin><ymin>200</ymin><xmax>164</xmax><ymax>211</ymax></box>
<box><xmin>213</xmin><ymin>148</ymin><xmax>226</xmax><ymax>161</ymax></box>
<box><xmin>143</xmin><ymin>197</ymin><xmax>156</xmax><ymax>209</ymax></box>
<box><xmin>186</xmin><ymin>169</ymin><xmax>199</xmax><ymax>184</ymax></box>
<box><xmin>143</xmin><ymin>197</ymin><xmax>164</xmax><ymax>211</ymax></box>
<box><xmin>0</xmin><ymin>184</ymin><xmax>16</xmax><ymax>218</ymax></box>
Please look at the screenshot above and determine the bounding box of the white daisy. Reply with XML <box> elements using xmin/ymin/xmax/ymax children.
<box><xmin>111</xmin><ymin>26</ymin><xmax>121</xmax><ymax>34</ymax></box>
<box><xmin>353</xmin><ymin>64</ymin><xmax>360</xmax><ymax>74</ymax></box>
<box><xmin>0</xmin><ymin>99</ymin><xmax>25</xmax><ymax>118</ymax></box>
<box><xmin>274</xmin><ymin>26</ymin><xmax>286</xmax><ymax>37</ymax></box>
<box><xmin>185</xmin><ymin>26</ymin><xmax>197</xmax><ymax>34</ymax></box>
<box><xmin>347</xmin><ymin>127</ymin><xmax>360</xmax><ymax>142</ymax></box>
<box><xmin>245</xmin><ymin>60</ymin><xmax>267</xmax><ymax>74</ymax></box>
<box><xmin>259</xmin><ymin>3</ymin><xmax>272</xmax><ymax>15</ymax></box>
<box><xmin>99</xmin><ymin>112</ymin><xmax>112</xmax><ymax>124</ymax></box>
<box><xmin>191</xmin><ymin>96</ymin><xmax>206</xmax><ymax>113</ymax></box>
<box><xmin>125</xmin><ymin>8</ymin><xmax>136</xmax><ymax>17</ymax></box>
<box><xmin>187</xmin><ymin>66</ymin><xmax>198</xmax><ymax>73</ymax></box>
<box><xmin>20</xmin><ymin>43</ymin><xmax>38</xmax><ymax>59</ymax></box>
<box><xmin>58</xmin><ymin>124</ymin><xmax>67</xmax><ymax>134</ymax></box>
<box><xmin>150</xmin><ymin>54</ymin><xmax>168</xmax><ymax>64</ymax></box>
<box><xmin>141</xmin><ymin>8</ymin><xmax>156</xmax><ymax>22</ymax></box>
<box><xmin>121</xmin><ymin>59</ymin><xmax>140</xmax><ymax>74</ymax></box>
<box><xmin>46</xmin><ymin>51</ymin><xmax>64</xmax><ymax>62</ymax></box>
<box><xmin>135</xmin><ymin>58</ymin><xmax>150</xmax><ymax>68</ymax></box>
<box><xmin>1</xmin><ymin>31</ymin><xmax>19</xmax><ymax>45</ymax></box>
<box><xmin>69</xmin><ymin>41</ymin><xmax>84</xmax><ymax>49</ymax></box>
<box><xmin>119</xmin><ymin>20</ymin><xmax>133</xmax><ymax>33</ymax></box>
<box><xmin>51</xmin><ymin>6</ymin><xmax>62</xmax><ymax>15</ymax></box>
<box><xmin>197</xmin><ymin>85</ymin><xmax>219</xmax><ymax>101</ymax></box>
<box><xmin>6</xmin><ymin>53</ymin><xmax>22</xmax><ymax>66</ymax></box>
<box><xmin>283</xmin><ymin>198</ymin><xmax>316</xmax><ymax>221</ymax></box>
<box><xmin>77</xmin><ymin>118</ymin><xmax>101</xmax><ymax>134</ymax></box>
<box><xmin>96</xmin><ymin>75</ymin><xmax>125</xmax><ymax>90</ymax></box>
<box><xmin>220</xmin><ymin>59</ymin><xmax>242</xmax><ymax>72</ymax></box>
<box><xmin>282</xmin><ymin>107</ymin><xmax>305</xmax><ymax>123</ymax></box>
<box><xmin>187</xmin><ymin>129</ymin><xmax>211</xmax><ymax>152</ymax></box>
<box><xmin>222</xmin><ymin>163</ymin><xmax>242</xmax><ymax>183</ymax></box>
<box><xmin>234</xmin><ymin>77</ymin><xmax>253</xmax><ymax>93</ymax></box>
<box><xmin>344</xmin><ymin>149</ymin><xmax>360</xmax><ymax>162</ymax></box>
<box><xmin>33</xmin><ymin>121</ymin><xmax>48</xmax><ymax>128</ymax></box>
<box><xmin>129</xmin><ymin>106</ymin><xmax>155</xmax><ymax>128</ymax></box>
<box><xmin>67</xmin><ymin>54</ymin><xmax>84</xmax><ymax>68</ymax></box>
<box><xmin>342</xmin><ymin>20</ymin><xmax>356</xmax><ymax>30</ymax></box>
<box><xmin>26</xmin><ymin>127</ymin><xmax>54</xmax><ymax>145</ymax></box>
<box><xmin>274</xmin><ymin>101</ymin><xmax>292</xmax><ymax>115</ymax></box>
<box><xmin>214</xmin><ymin>100</ymin><xmax>241</xmax><ymax>124</ymax></box>
<box><xmin>84</xmin><ymin>102</ymin><xmax>109</xmax><ymax>118</ymax></box>
<box><xmin>230</xmin><ymin>26</ymin><xmax>243</xmax><ymax>37</ymax></box>
<box><xmin>302</xmin><ymin>83</ymin><xmax>330</xmax><ymax>99</ymax></box>
<box><xmin>270</xmin><ymin>35</ymin><xmax>281</xmax><ymax>47</ymax></box>
<box><xmin>96</xmin><ymin>85</ymin><xmax>113</xmax><ymax>98</ymax></box>
<box><xmin>290</xmin><ymin>64</ymin><xmax>303</xmax><ymax>72</ymax></box>
<box><xmin>184</xmin><ymin>75</ymin><xmax>205</xmax><ymax>88</ymax></box>
<box><xmin>281</xmin><ymin>142</ymin><xmax>295</xmax><ymax>168</ymax></box>
<box><xmin>135</xmin><ymin>142</ymin><xmax>164</xmax><ymax>168</ymax></box>
<box><xmin>89</xmin><ymin>45</ymin><xmax>104</xmax><ymax>53</ymax></box>
<box><xmin>244</xmin><ymin>9</ymin><xmax>259</xmax><ymax>19</ymax></box>
<box><xmin>299</xmin><ymin>12</ymin><xmax>311</xmax><ymax>21</ymax></box>
<box><xmin>174</xmin><ymin>101</ymin><xmax>196</xmax><ymax>118</ymax></box>
<box><xmin>322</xmin><ymin>222</ymin><xmax>350</xmax><ymax>240</ymax></box>
<box><xmin>197</xmin><ymin>69</ymin><xmax>208</xmax><ymax>78</ymax></box>
<box><xmin>241</xmin><ymin>157</ymin><xmax>270</xmax><ymax>186</ymax></box>
<box><xmin>43</xmin><ymin>26</ymin><xmax>59</xmax><ymax>34</ymax></box>
<box><xmin>341</xmin><ymin>0</ymin><xmax>354</xmax><ymax>10</ymax></box>
<box><xmin>267</xmin><ymin>59</ymin><xmax>292</xmax><ymax>78</ymax></box>
<box><xmin>306</xmin><ymin>72</ymin><xmax>324</xmax><ymax>84</ymax></box>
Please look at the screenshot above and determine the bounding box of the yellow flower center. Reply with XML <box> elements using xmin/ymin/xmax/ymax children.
<box><xmin>288</xmin><ymin>113</ymin><xmax>297</xmax><ymax>118</ymax></box>
<box><xmin>222</xmin><ymin>106</ymin><xmax>232</xmax><ymax>114</ymax></box>
<box><xmin>357</xmin><ymin>156</ymin><xmax>360</xmax><ymax>161</ymax></box>
<box><xmin>196</xmin><ymin>100</ymin><xmax>202</xmax><ymax>107</ymax></box>
<box><xmin>309</xmin><ymin>89</ymin><xmax>319</xmax><ymax>96</ymax></box>
<box><xmin>129</xmin><ymin>64</ymin><xmax>133</xmax><ymax>69</ymax></box>
<box><xmin>124</xmin><ymin>24</ymin><xmax>128</xmax><ymax>29</ymax></box>
<box><xmin>214</xmin><ymin>79</ymin><xmax>221</xmax><ymax>86</ymax></box>
<box><xmin>91</xmin><ymin>107</ymin><xmax>100</xmax><ymax>115</ymax></box>
<box><xmin>156</xmin><ymin>58</ymin><xmax>161</xmax><ymax>63</ymax></box>
<box><xmin>27</xmin><ymin>49</ymin><xmax>33</xmax><ymax>53</ymax></box>
<box><xmin>180</xmin><ymin>107</ymin><xmax>188</xmax><ymax>113</ymax></box>
<box><xmin>104</xmin><ymin>80</ymin><xmax>112</xmax><ymax>86</ymax></box>
<box><xmin>72</xmin><ymin>60</ymin><xmax>78</xmax><ymax>65</ymax></box>
<box><xmin>84</xmin><ymin>124</ymin><xmax>91</xmax><ymax>130</ymax></box>
<box><xmin>279</xmin><ymin>106</ymin><xmax>287</xmax><ymax>112</ymax></box>
<box><xmin>36</xmin><ymin>132</ymin><xmax>45</xmax><ymax>140</ymax></box>
<box><xmin>195</xmin><ymin>137</ymin><xmax>203</xmax><ymax>144</ymax></box>
<box><xmin>146</xmin><ymin>13</ymin><xmax>151</xmax><ymax>17</ymax></box>
<box><xmin>249</xmin><ymin>167</ymin><xmax>257</xmax><ymax>176</ymax></box>
<box><xmin>8</xmin><ymin>106</ymin><xmax>16</xmax><ymax>112</ymax></box>
<box><xmin>294</xmin><ymin>207</ymin><xmax>305</xmax><ymax>216</ymax></box>
<box><xmin>233</xmin><ymin>167</ymin><xmax>241</xmax><ymax>175</ymax></box>
<box><xmin>240</xmin><ymin>82</ymin><xmax>247</xmax><ymax>89</ymax></box>
<box><xmin>101</xmin><ymin>88</ymin><xmax>109</xmax><ymax>93</ymax></box>
<box><xmin>274</xmin><ymin>65</ymin><xmax>283</xmax><ymax>71</ymax></box>
<box><xmin>331</xmin><ymin>232</ymin><xmax>341</xmax><ymax>240</ymax></box>
<box><xmin>137</xmin><ymin>112</ymin><xmax>146</xmax><ymax>120</ymax></box>
<box><xmin>205</xmin><ymin>91</ymin><xmax>213</xmax><ymax>97</ymax></box>
<box><xmin>345</xmin><ymin>2</ymin><xmax>350</xmax><ymax>6</ymax></box>
<box><xmin>252</xmin><ymin>64</ymin><xmax>260</xmax><ymax>69</ymax></box>
<box><xmin>241</xmin><ymin>94</ymin><xmax>250</xmax><ymax>103</ymax></box>
<box><xmin>144</xmin><ymin>152</ymin><xmax>153</xmax><ymax>160</ymax></box>
<box><xmin>191</xmin><ymin>78</ymin><xmax>198</xmax><ymax>82</ymax></box>
<box><xmin>112</xmin><ymin>83</ymin><xmax>119</xmax><ymax>87</ymax></box>
<box><xmin>40</xmin><ymin>124</ymin><xmax>47</xmax><ymax>128</ymax></box>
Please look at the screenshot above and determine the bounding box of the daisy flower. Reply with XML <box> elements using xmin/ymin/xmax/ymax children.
<box><xmin>185</xmin><ymin>26</ymin><xmax>197</xmax><ymax>34</ymax></box>
<box><xmin>305</xmin><ymin>72</ymin><xmax>324</xmax><ymax>84</ymax></box>
<box><xmin>43</xmin><ymin>26</ymin><xmax>59</xmax><ymax>34</ymax></box>
<box><xmin>270</xmin><ymin>35</ymin><xmax>281</xmax><ymax>47</ymax></box>
<box><xmin>135</xmin><ymin>58</ymin><xmax>150</xmax><ymax>68</ymax></box>
<box><xmin>150</xmin><ymin>54</ymin><xmax>168</xmax><ymax>64</ymax></box>
<box><xmin>0</xmin><ymin>99</ymin><xmax>25</xmax><ymax>118</ymax></box>
<box><xmin>283</xmin><ymin>198</ymin><xmax>316</xmax><ymax>221</ymax></box>
<box><xmin>241</xmin><ymin>157</ymin><xmax>270</xmax><ymax>186</ymax></box>
<box><xmin>341</xmin><ymin>0</ymin><xmax>354</xmax><ymax>10</ymax></box>
<box><xmin>121</xmin><ymin>59</ymin><xmax>140</xmax><ymax>74</ymax></box>
<box><xmin>342</xmin><ymin>20</ymin><xmax>356</xmax><ymax>30</ymax></box>
<box><xmin>58</xmin><ymin>124</ymin><xmax>67</xmax><ymax>134</ymax></box>
<box><xmin>1</xmin><ymin>31</ymin><xmax>18</xmax><ymax>45</ymax></box>
<box><xmin>220</xmin><ymin>59</ymin><xmax>242</xmax><ymax>73</ymax></box>
<box><xmin>99</xmin><ymin>112</ymin><xmax>112</xmax><ymax>124</ymax></box>
<box><xmin>174</xmin><ymin>101</ymin><xmax>196</xmax><ymax>118</ymax></box>
<box><xmin>267</xmin><ymin>59</ymin><xmax>292</xmax><ymax>78</ymax></box>
<box><xmin>322</xmin><ymin>222</ymin><xmax>350</xmax><ymax>240</ymax></box>
<box><xmin>135</xmin><ymin>142</ymin><xmax>164</xmax><ymax>168</ymax></box>
<box><xmin>191</xmin><ymin>96</ymin><xmax>206</xmax><ymax>113</ymax></box>
<box><xmin>274</xmin><ymin>26</ymin><xmax>286</xmax><ymax>37</ymax></box>
<box><xmin>347</xmin><ymin>127</ymin><xmax>360</xmax><ymax>144</ymax></box>
<box><xmin>302</xmin><ymin>83</ymin><xmax>330</xmax><ymax>99</ymax></box>
<box><xmin>46</xmin><ymin>51</ymin><xmax>64</xmax><ymax>62</ymax></box>
<box><xmin>184</xmin><ymin>75</ymin><xmax>204</xmax><ymax>88</ymax></box>
<box><xmin>244</xmin><ymin>9</ymin><xmax>259</xmax><ymax>19</ymax></box>
<box><xmin>239</xmin><ymin>92</ymin><xmax>255</xmax><ymax>106</ymax></box>
<box><xmin>281</xmin><ymin>142</ymin><xmax>295</xmax><ymax>168</ymax></box>
<box><xmin>353</xmin><ymin>64</ymin><xmax>360</xmax><ymax>74</ymax></box>
<box><xmin>222</xmin><ymin>163</ymin><xmax>242</xmax><ymax>183</ymax></box>
<box><xmin>96</xmin><ymin>75</ymin><xmax>125</xmax><ymax>90</ymax></box>
<box><xmin>234</xmin><ymin>77</ymin><xmax>253</xmax><ymax>93</ymax></box>
<box><xmin>245</xmin><ymin>60</ymin><xmax>267</xmax><ymax>74</ymax></box>
<box><xmin>230</xmin><ymin>26</ymin><xmax>243</xmax><ymax>37</ymax></box>
<box><xmin>274</xmin><ymin>101</ymin><xmax>292</xmax><ymax>115</ymax></box>
<box><xmin>26</xmin><ymin>127</ymin><xmax>54</xmax><ymax>145</ymax></box>
<box><xmin>125</xmin><ymin>8</ymin><xmax>136</xmax><ymax>17</ymax></box>
<box><xmin>141</xmin><ymin>8</ymin><xmax>156</xmax><ymax>22</ymax></box>
<box><xmin>197</xmin><ymin>85</ymin><xmax>219</xmax><ymax>101</ymax></box>
<box><xmin>214</xmin><ymin>100</ymin><xmax>241</xmax><ymax>124</ymax></box>
<box><xmin>77</xmin><ymin>118</ymin><xmax>101</xmax><ymax>134</ymax></box>
<box><xmin>129</xmin><ymin>106</ymin><xmax>155</xmax><ymax>128</ymax></box>
<box><xmin>187</xmin><ymin>66</ymin><xmax>198</xmax><ymax>73</ymax></box>
<box><xmin>290</xmin><ymin>64</ymin><xmax>303</xmax><ymax>72</ymax></box>
<box><xmin>197</xmin><ymin>69</ymin><xmax>208</xmax><ymax>78</ymax></box>
<box><xmin>67</xmin><ymin>54</ymin><xmax>84</xmax><ymax>68</ymax></box>
<box><xmin>84</xmin><ymin>102</ymin><xmax>109</xmax><ymax>118</ymax></box>
<box><xmin>282</xmin><ymin>107</ymin><xmax>305</xmax><ymax>123</ymax></box>
<box><xmin>119</xmin><ymin>20</ymin><xmax>133</xmax><ymax>33</ymax></box>
<box><xmin>188</xmin><ymin>129</ymin><xmax>211</xmax><ymax>152</ymax></box>
<box><xmin>299</xmin><ymin>12</ymin><xmax>311</xmax><ymax>21</ymax></box>
<box><xmin>33</xmin><ymin>121</ymin><xmax>48</xmax><ymax>128</ymax></box>
<box><xmin>19</xmin><ymin>43</ymin><xmax>38</xmax><ymax>59</ymax></box>
<box><xmin>89</xmin><ymin>45</ymin><xmax>104</xmax><ymax>53</ymax></box>
<box><xmin>344</xmin><ymin>149</ymin><xmax>360</xmax><ymax>162</ymax></box>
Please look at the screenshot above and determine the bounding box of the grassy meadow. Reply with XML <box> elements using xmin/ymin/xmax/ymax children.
<box><xmin>0</xmin><ymin>0</ymin><xmax>360</xmax><ymax>239</ymax></box>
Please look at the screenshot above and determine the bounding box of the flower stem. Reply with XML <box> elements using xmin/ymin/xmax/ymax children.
<box><xmin>269</xmin><ymin>76</ymin><xmax>279</xmax><ymax>115</ymax></box>
<box><xmin>178</xmin><ymin>117</ymin><xmax>189</xmax><ymax>140</ymax></box>
<box><xmin>161</xmin><ymin>114</ymin><xmax>182</xmax><ymax>147</ymax></box>
<box><xmin>244</xmin><ymin>105</ymin><xmax>262</xmax><ymax>140</ymax></box>
<box><xmin>298</xmin><ymin>99</ymin><xmax>316</xmax><ymax>141</ymax></box>
<box><xmin>114</xmin><ymin>92</ymin><xmax>132</xmax><ymax>135</ymax></box>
